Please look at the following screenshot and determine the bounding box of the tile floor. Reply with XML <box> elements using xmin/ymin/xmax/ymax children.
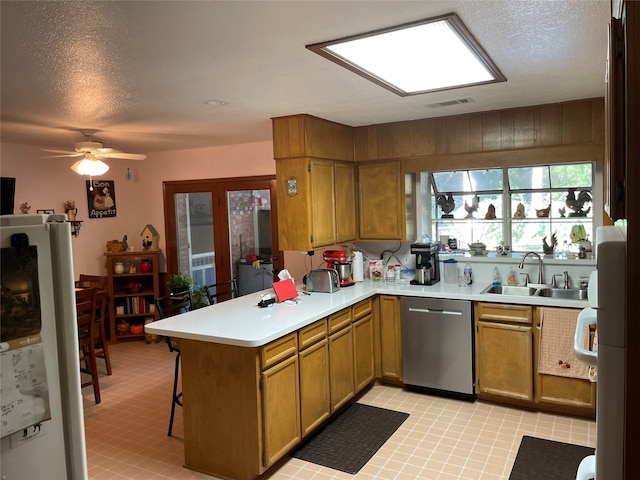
<box><xmin>83</xmin><ymin>341</ymin><xmax>595</xmax><ymax>480</ymax></box>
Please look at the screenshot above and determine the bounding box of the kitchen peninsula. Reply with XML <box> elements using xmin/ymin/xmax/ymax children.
<box><xmin>146</xmin><ymin>275</ymin><xmax>592</xmax><ymax>480</ymax></box>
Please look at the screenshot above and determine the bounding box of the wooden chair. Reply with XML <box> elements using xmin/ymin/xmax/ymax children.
<box><xmin>154</xmin><ymin>291</ymin><xmax>193</xmax><ymax>436</ymax></box>
<box><xmin>76</xmin><ymin>275</ymin><xmax>112</xmax><ymax>375</ymax></box>
<box><xmin>76</xmin><ymin>287</ymin><xmax>101</xmax><ymax>404</ymax></box>
<box><xmin>204</xmin><ymin>279</ymin><xmax>238</xmax><ymax>305</ymax></box>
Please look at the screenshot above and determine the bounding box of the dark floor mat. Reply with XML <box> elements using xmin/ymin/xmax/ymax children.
<box><xmin>292</xmin><ymin>403</ymin><xmax>409</xmax><ymax>474</ymax></box>
<box><xmin>509</xmin><ymin>435</ymin><xmax>595</xmax><ymax>480</ymax></box>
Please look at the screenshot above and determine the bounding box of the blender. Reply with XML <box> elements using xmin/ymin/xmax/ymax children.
<box><xmin>323</xmin><ymin>250</ymin><xmax>354</xmax><ymax>287</ymax></box>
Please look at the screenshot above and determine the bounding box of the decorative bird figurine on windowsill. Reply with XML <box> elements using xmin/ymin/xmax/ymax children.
<box><xmin>464</xmin><ymin>194</ymin><xmax>480</xmax><ymax>219</ymax></box>
<box><xmin>436</xmin><ymin>192</ymin><xmax>455</xmax><ymax>218</ymax></box>
<box><xmin>566</xmin><ymin>188</ymin><xmax>592</xmax><ymax>217</ymax></box>
<box><xmin>543</xmin><ymin>233</ymin><xmax>558</xmax><ymax>255</ymax></box>
<box><xmin>536</xmin><ymin>204</ymin><xmax>551</xmax><ymax>218</ymax></box>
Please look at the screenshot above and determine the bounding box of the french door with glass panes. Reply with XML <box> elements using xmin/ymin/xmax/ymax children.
<box><xmin>162</xmin><ymin>176</ymin><xmax>281</xmax><ymax>294</ymax></box>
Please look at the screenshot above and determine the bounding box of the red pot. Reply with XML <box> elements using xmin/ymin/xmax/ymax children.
<box><xmin>140</xmin><ymin>259</ymin><xmax>153</xmax><ymax>273</ymax></box>
<box><xmin>130</xmin><ymin>324</ymin><xmax>144</xmax><ymax>335</ymax></box>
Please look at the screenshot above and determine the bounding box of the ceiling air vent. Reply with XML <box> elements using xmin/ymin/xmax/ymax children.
<box><xmin>426</xmin><ymin>97</ymin><xmax>475</xmax><ymax>108</ymax></box>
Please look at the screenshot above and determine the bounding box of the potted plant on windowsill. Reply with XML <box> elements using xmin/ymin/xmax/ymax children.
<box><xmin>168</xmin><ymin>273</ymin><xmax>193</xmax><ymax>295</ymax></box>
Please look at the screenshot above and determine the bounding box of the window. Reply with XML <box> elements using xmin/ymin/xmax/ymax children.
<box><xmin>421</xmin><ymin>163</ymin><xmax>594</xmax><ymax>254</ymax></box>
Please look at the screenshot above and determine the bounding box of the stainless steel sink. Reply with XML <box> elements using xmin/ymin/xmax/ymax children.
<box><xmin>535</xmin><ymin>288</ymin><xmax>588</xmax><ymax>300</ymax></box>
<box><xmin>481</xmin><ymin>285</ymin><xmax>538</xmax><ymax>296</ymax></box>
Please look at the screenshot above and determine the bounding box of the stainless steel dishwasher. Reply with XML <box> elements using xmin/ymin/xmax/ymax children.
<box><xmin>401</xmin><ymin>297</ymin><xmax>475</xmax><ymax>400</ymax></box>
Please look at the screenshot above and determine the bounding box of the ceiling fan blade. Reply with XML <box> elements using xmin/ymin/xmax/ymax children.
<box><xmin>100</xmin><ymin>151</ymin><xmax>146</xmax><ymax>160</ymax></box>
<box><xmin>41</xmin><ymin>148</ymin><xmax>81</xmax><ymax>156</ymax></box>
<box><xmin>43</xmin><ymin>153</ymin><xmax>83</xmax><ymax>158</ymax></box>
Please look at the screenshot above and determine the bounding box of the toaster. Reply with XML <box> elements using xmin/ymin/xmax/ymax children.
<box><xmin>305</xmin><ymin>268</ymin><xmax>340</xmax><ymax>293</ymax></box>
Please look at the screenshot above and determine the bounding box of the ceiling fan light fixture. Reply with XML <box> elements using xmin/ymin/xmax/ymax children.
<box><xmin>71</xmin><ymin>156</ymin><xmax>110</xmax><ymax>176</ymax></box>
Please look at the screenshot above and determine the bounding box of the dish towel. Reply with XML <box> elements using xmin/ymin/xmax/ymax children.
<box><xmin>538</xmin><ymin>307</ymin><xmax>590</xmax><ymax>380</ymax></box>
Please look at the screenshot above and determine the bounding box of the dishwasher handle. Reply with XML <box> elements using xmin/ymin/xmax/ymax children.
<box><xmin>407</xmin><ymin>307</ymin><xmax>463</xmax><ymax>316</ymax></box>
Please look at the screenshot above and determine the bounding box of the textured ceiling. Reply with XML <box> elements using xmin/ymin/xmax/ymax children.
<box><xmin>1</xmin><ymin>1</ymin><xmax>610</xmax><ymax>156</ymax></box>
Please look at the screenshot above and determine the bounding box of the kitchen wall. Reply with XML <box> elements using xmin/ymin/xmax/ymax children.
<box><xmin>0</xmin><ymin>141</ymin><xmax>308</xmax><ymax>281</ymax></box>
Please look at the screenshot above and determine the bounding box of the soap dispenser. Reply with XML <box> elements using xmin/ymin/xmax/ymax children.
<box><xmin>492</xmin><ymin>267</ymin><xmax>502</xmax><ymax>286</ymax></box>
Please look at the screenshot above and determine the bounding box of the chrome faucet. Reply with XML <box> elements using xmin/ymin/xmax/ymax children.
<box><xmin>518</xmin><ymin>251</ymin><xmax>544</xmax><ymax>285</ymax></box>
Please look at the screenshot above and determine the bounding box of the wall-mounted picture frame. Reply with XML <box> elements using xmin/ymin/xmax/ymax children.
<box><xmin>86</xmin><ymin>180</ymin><xmax>117</xmax><ymax>219</ymax></box>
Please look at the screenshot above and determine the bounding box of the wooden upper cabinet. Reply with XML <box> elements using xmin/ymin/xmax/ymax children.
<box><xmin>358</xmin><ymin>161</ymin><xmax>405</xmax><ymax>241</ymax></box>
<box><xmin>272</xmin><ymin>114</ymin><xmax>353</xmax><ymax>161</ymax></box>
<box><xmin>275</xmin><ymin>158</ymin><xmax>336</xmax><ymax>251</ymax></box>
<box><xmin>334</xmin><ymin>162</ymin><xmax>356</xmax><ymax>243</ymax></box>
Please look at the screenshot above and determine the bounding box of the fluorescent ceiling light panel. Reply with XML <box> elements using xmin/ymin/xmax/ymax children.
<box><xmin>307</xmin><ymin>13</ymin><xmax>505</xmax><ymax>96</ymax></box>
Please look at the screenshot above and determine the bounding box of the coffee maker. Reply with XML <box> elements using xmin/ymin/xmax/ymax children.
<box><xmin>410</xmin><ymin>243</ymin><xmax>440</xmax><ymax>285</ymax></box>
<box><xmin>323</xmin><ymin>250</ymin><xmax>354</xmax><ymax>287</ymax></box>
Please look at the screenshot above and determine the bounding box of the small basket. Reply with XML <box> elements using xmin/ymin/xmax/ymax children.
<box><xmin>106</xmin><ymin>241</ymin><xmax>124</xmax><ymax>253</ymax></box>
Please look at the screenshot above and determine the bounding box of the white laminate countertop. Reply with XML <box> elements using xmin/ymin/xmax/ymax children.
<box><xmin>145</xmin><ymin>279</ymin><xmax>589</xmax><ymax>347</ymax></box>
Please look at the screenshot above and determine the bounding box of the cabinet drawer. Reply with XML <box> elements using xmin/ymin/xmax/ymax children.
<box><xmin>476</xmin><ymin>302</ymin><xmax>532</xmax><ymax>325</ymax></box>
<box><xmin>261</xmin><ymin>333</ymin><xmax>298</xmax><ymax>370</ymax></box>
<box><xmin>328</xmin><ymin>308</ymin><xmax>352</xmax><ymax>334</ymax></box>
<box><xmin>298</xmin><ymin>319</ymin><xmax>327</xmax><ymax>350</ymax></box>
<box><xmin>352</xmin><ymin>298</ymin><xmax>372</xmax><ymax>321</ymax></box>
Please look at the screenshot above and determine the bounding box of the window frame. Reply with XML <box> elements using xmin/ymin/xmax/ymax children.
<box><xmin>424</xmin><ymin>162</ymin><xmax>595</xmax><ymax>254</ymax></box>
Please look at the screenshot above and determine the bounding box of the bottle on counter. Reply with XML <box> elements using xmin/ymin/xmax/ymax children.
<box><xmin>492</xmin><ymin>267</ymin><xmax>502</xmax><ymax>286</ymax></box>
<box><xmin>464</xmin><ymin>263</ymin><xmax>473</xmax><ymax>285</ymax></box>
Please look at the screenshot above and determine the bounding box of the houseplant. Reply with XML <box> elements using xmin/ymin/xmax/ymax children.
<box><xmin>191</xmin><ymin>286</ymin><xmax>209</xmax><ymax>309</ymax></box>
<box><xmin>168</xmin><ymin>272</ymin><xmax>193</xmax><ymax>294</ymax></box>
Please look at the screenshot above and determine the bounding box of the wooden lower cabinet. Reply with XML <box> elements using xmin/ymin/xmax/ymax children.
<box><xmin>353</xmin><ymin>314</ymin><xmax>375</xmax><ymax>392</ymax></box>
<box><xmin>475</xmin><ymin>302</ymin><xmax>596</xmax><ymax>418</ymax></box>
<box><xmin>533</xmin><ymin>308</ymin><xmax>596</xmax><ymax>417</ymax></box>
<box><xmin>261</xmin><ymin>354</ymin><xmax>301</xmax><ymax>467</ymax></box>
<box><xmin>475</xmin><ymin>302</ymin><xmax>533</xmax><ymax>404</ymax></box>
<box><xmin>329</xmin><ymin>325</ymin><xmax>355</xmax><ymax>412</ymax></box>
<box><xmin>379</xmin><ymin>295</ymin><xmax>402</xmax><ymax>382</ymax></box>
<box><xmin>299</xmin><ymin>337</ymin><xmax>330</xmax><ymax>437</ymax></box>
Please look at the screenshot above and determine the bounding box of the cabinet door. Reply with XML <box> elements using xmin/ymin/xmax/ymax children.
<box><xmin>310</xmin><ymin>159</ymin><xmax>336</xmax><ymax>247</ymax></box>
<box><xmin>476</xmin><ymin>320</ymin><xmax>533</xmax><ymax>402</ymax></box>
<box><xmin>353</xmin><ymin>314</ymin><xmax>374</xmax><ymax>392</ymax></box>
<box><xmin>533</xmin><ymin>308</ymin><xmax>596</xmax><ymax>416</ymax></box>
<box><xmin>261</xmin><ymin>355</ymin><xmax>301</xmax><ymax>467</ymax></box>
<box><xmin>379</xmin><ymin>295</ymin><xmax>402</xmax><ymax>381</ymax></box>
<box><xmin>275</xmin><ymin>157</ymin><xmax>313</xmax><ymax>250</ymax></box>
<box><xmin>299</xmin><ymin>338</ymin><xmax>330</xmax><ymax>437</ymax></box>
<box><xmin>329</xmin><ymin>326</ymin><xmax>354</xmax><ymax>412</ymax></box>
<box><xmin>358</xmin><ymin>161</ymin><xmax>404</xmax><ymax>240</ymax></box>
<box><xmin>334</xmin><ymin>162</ymin><xmax>356</xmax><ymax>243</ymax></box>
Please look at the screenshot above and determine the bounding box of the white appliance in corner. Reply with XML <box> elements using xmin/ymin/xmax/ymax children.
<box><xmin>0</xmin><ymin>214</ymin><xmax>88</xmax><ymax>479</ymax></box>
<box><xmin>574</xmin><ymin>220</ymin><xmax>626</xmax><ymax>480</ymax></box>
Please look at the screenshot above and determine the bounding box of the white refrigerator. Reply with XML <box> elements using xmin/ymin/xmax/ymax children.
<box><xmin>574</xmin><ymin>221</ymin><xmax>626</xmax><ymax>480</ymax></box>
<box><xmin>1</xmin><ymin>214</ymin><xmax>88</xmax><ymax>479</ymax></box>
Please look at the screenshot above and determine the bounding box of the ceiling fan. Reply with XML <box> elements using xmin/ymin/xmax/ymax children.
<box><xmin>42</xmin><ymin>129</ymin><xmax>146</xmax><ymax>178</ymax></box>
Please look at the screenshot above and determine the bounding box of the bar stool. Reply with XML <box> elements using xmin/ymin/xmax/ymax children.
<box><xmin>76</xmin><ymin>287</ymin><xmax>101</xmax><ymax>404</ymax></box>
<box><xmin>204</xmin><ymin>278</ymin><xmax>238</xmax><ymax>304</ymax></box>
<box><xmin>76</xmin><ymin>274</ymin><xmax>112</xmax><ymax>375</ymax></box>
<box><xmin>155</xmin><ymin>290</ymin><xmax>192</xmax><ymax>436</ymax></box>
